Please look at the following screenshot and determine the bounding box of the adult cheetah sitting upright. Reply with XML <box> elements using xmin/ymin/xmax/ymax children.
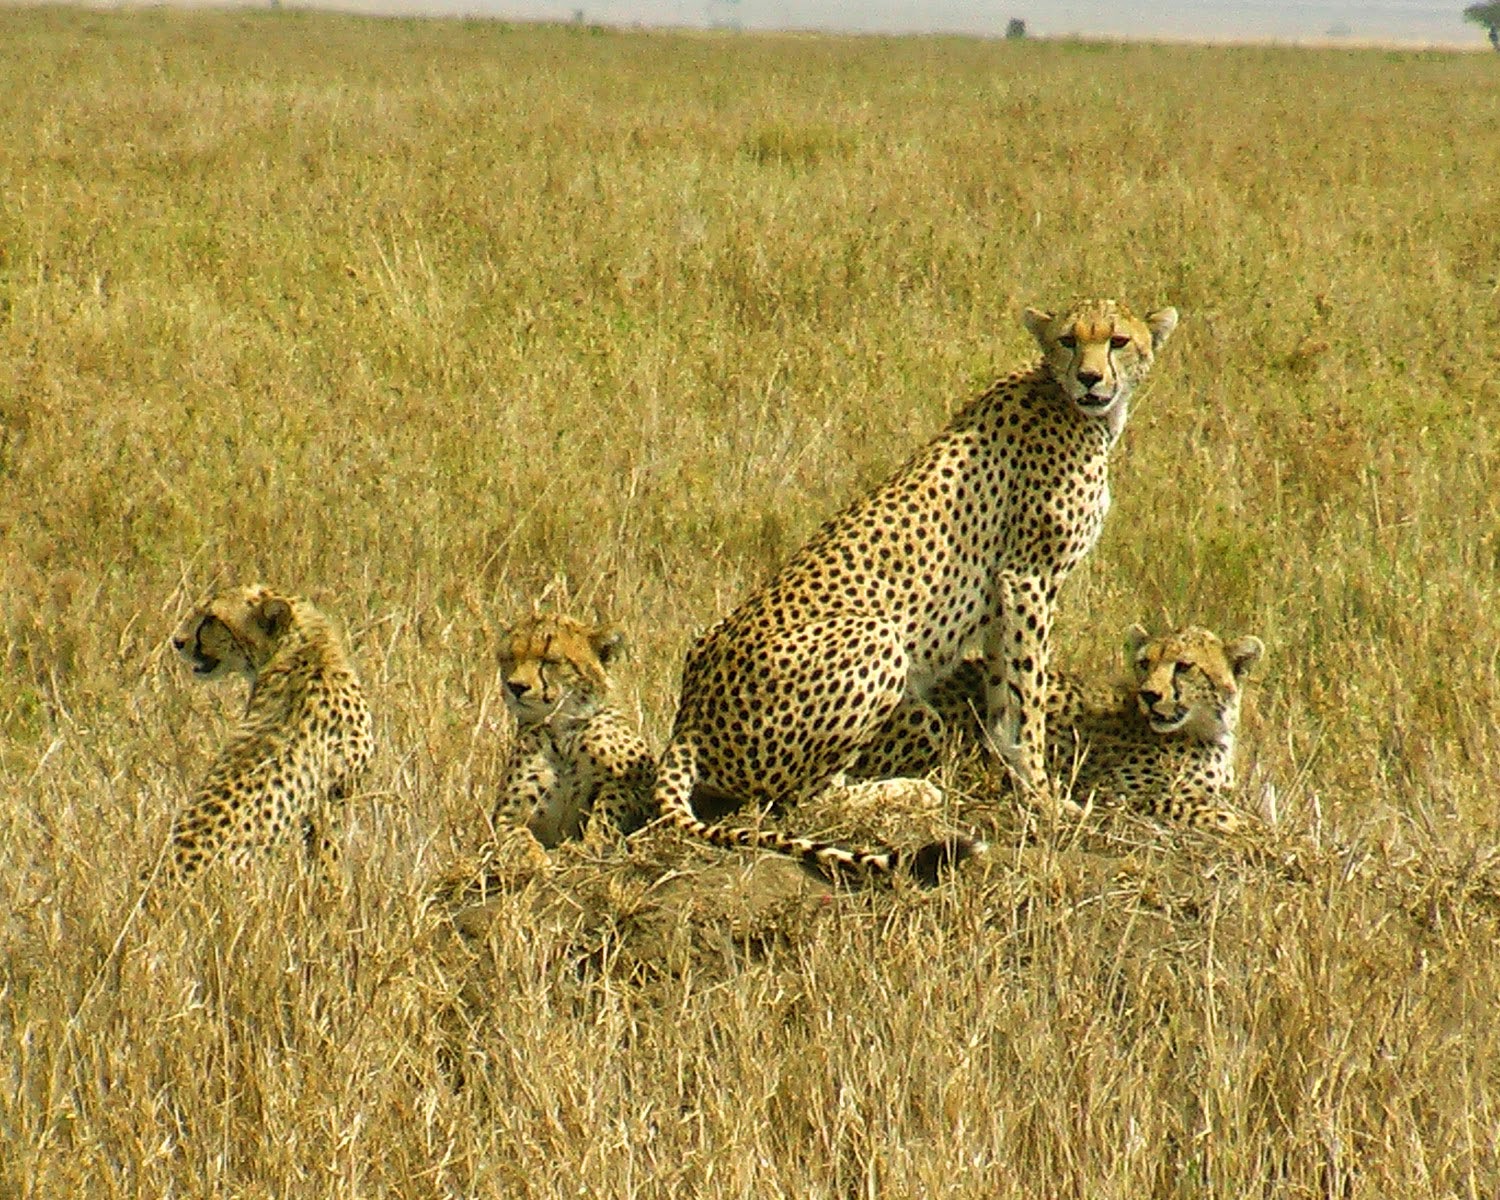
<box><xmin>491</xmin><ymin>612</ymin><xmax>655</xmax><ymax>846</ymax></box>
<box><xmin>160</xmin><ymin>584</ymin><xmax>374</xmax><ymax>880</ymax></box>
<box><xmin>921</xmin><ymin>624</ymin><xmax>1265</xmax><ymax>833</ymax></box>
<box><xmin>655</xmin><ymin>299</ymin><xmax>1179</xmax><ymax>879</ymax></box>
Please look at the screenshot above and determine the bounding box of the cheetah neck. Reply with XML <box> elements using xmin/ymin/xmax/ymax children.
<box><xmin>245</xmin><ymin>629</ymin><xmax>309</xmax><ymax>693</ymax></box>
<box><xmin>243</xmin><ymin>626</ymin><xmax>346</xmax><ymax>715</ymax></box>
<box><xmin>963</xmin><ymin>367</ymin><xmax>1126</xmax><ymax>454</ymax></box>
<box><xmin>1100</xmin><ymin>396</ymin><xmax>1130</xmax><ymax>446</ymax></box>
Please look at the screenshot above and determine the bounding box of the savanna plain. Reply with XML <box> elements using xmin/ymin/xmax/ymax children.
<box><xmin>3</xmin><ymin>9</ymin><xmax>1499</xmax><ymax>1197</ymax></box>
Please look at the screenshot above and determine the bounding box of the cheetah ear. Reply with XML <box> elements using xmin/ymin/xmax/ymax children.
<box><xmin>1225</xmin><ymin>635</ymin><xmax>1264</xmax><ymax>680</ymax></box>
<box><xmin>1146</xmin><ymin>307</ymin><xmax>1179</xmax><ymax>352</ymax></box>
<box><xmin>256</xmin><ymin>597</ymin><xmax>293</xmax><ymax>637</ymax></box>
<box><xmin>1022</xmin><ymin>307</ymin><xmax>1054</xmax><ymax>346</ymax></box>
<box><xmin>1123</xmin><ymin>623</ymin><xmax>1151</xmax><ymax>662</ymax></box>
<box><xmin>591</xmin><ymin>627</ymin><xmax>626</xmax><ymax>666</ymax></box>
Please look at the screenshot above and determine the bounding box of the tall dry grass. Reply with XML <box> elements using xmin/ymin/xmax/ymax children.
<box><xmin>2</xmin><ymin>8</ymin><xmax>1498</xmax><ymax>1196</ymax></box>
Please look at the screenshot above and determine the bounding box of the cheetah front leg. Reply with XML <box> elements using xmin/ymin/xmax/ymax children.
<box><xmin>579</xmin><ymin>762</ymin><xmax>656</xmax><ymax>846</ymax></box>
<box><xmin>493</xmin><ymin>738</ymin><xmax>565</xmax><ymax>843</ymax></box>
<box><xmin>982</xmin><ymin>573</ymin><xmax>1079</xmax><ymax>817</ymax></box>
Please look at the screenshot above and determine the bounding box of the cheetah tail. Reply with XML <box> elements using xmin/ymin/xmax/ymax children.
<box><xmin>653</xmin><ymin>739</ymin><xmax>984</xmax><ymax>885</ymax></box>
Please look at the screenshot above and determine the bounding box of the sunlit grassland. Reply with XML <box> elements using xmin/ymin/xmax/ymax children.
<box><xmin>2</xmin><ymin>7</ymin><xmax>1499</xmax><ymax>1196</ymax></box>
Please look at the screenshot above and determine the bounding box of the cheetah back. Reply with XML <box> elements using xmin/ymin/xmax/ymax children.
<box><xmin>164</xmin><ymin>585</ymin><xmax>374</xmax><ymax>879</ymax></box>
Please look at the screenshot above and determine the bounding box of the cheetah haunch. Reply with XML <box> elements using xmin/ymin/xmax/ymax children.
<box><xmin>161</xmin><ymin>584</ymin><xmax>374</xmax><ymax>880</ymax></box>
<box><xmin>654</xmin><ymin>299</ymin><xmax>1179</xmax><ymax>880</ymax></box>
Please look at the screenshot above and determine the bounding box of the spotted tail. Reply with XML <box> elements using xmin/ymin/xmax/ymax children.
<box><xmin>653</xmin><ymin>738</ymin><xmax>980</xmax><ymax>886</ymax></box>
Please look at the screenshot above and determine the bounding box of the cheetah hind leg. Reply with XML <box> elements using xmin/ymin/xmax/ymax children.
<box><xmin>817</xmin><ymin>776</ymin><xmax>947</xmax><ymax>819</ymax></box>
<box><xmin>843</xmin><ymin>695</ymin><xmax>948</xmax><ymax>781</ymax></box>
<box><xmin>1151</xmin><ymin>791</ymin><xmax>1246</xmax><ymax>836</ymax></box>
<box><xmin>827</xmin><ymin>695</ymin><xmax>950</xmax><ymax>822</ymax></box>
<box><xmin>657</xmin><ymin>743</ymin><xmax>977</xmax><ymax>887</ymax></box>
<box><xmin>301</xmin><ymin>810</ymin><xmax>345</xmax><ymax>882</ymax></box>
<box><xmin>658</xmin><ymin>616</ymin><xmax>982</xmax><ymax>884</ymax></box>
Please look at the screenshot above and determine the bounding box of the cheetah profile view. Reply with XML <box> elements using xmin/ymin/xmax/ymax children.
<box><xmin>492</xmin><ymin>612</ymin><xmax>655</xmax><ymax>846</ymax></box>
<box><xmin>926</xmin><ymin>625</ymin><xmax>1265</xmax><ymax>833</ymax></box>
<box><xmin>655</xmin><ymin>299</ymin><xmax>1179</xmax><ymax>879</ymax></box>
<box><xmin>161</xmin><ymin>584</ymin><xmax>374</xmax><ymax>880</ymax></box>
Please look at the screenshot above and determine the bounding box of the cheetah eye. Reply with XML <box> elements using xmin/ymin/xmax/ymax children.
<box><xmin>1109</xmin><ymin>334</ymin><xmax>1131</xmax><ymax>350</ymax></box>
<box><xmin>1057</xmin><ymin>335</ymin><xmax>1077</xmax><ymax>350</ymax></box>
<box><xmin>1173</xmin><ymin>661</ymin><xmax>1194</xmax><ymax>676</ymax></box>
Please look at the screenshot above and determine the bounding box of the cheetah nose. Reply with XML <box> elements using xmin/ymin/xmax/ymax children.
<box><xmin>1139</xmin><ymin>688</ymin><xmax>1163</xmax><ymax>708</ymax></box>
<box><xmin>506</xmin><ymin>680</ymin><xmax>530</xmax><ymax>699</ymax></box>
<box><xmin>172</xmin><ymin>637</ymin><xmax>187</xmax><ymax>651</ymax></box>
<box><xmin>1077</xmin><ymin>369</ymin><xmax>1104</xmax><ymax>388</ymax></box>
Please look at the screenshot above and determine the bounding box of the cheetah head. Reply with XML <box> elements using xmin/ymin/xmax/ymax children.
<box><xmin>1125</xmin><ymin>624</ymin><xmax>1264</xmax><ymax>744</ymax></box>
<box><xmin>1023</xmin><ymin>300</ymin><xmax>1178</xmax><ymax>429</ymax></box>
<box><xmin>171</xmin><ymin>584</ymin><xmax>295</xmax><ymax>682</ymax></box>
<box><xmin>496</xmin><ymin>612</ymin><xmax>623</xmax><ymax>726</ymax></box>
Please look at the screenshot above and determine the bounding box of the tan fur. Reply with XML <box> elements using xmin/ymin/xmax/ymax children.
<box><xmin>161</xmin><ymin>584</ymin><xmax>374</xmax><ymax>879</ymax></box>
<box><xmin>652</xmin><ymin>299</ymin><xmax>1179</xmax><ymax>880</ymax></box>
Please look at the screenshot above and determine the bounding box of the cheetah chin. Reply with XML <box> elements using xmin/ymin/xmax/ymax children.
<box><xmin>1147</xmin><ymin>710</ymin><xmax>1191</xmax><ymax>733</ymax></box>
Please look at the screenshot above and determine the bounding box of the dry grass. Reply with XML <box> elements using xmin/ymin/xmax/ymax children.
<box><xmin>3</xmin><ymin>8</ymin><xmax>1500</xmax><ymax>1196</ymax></box>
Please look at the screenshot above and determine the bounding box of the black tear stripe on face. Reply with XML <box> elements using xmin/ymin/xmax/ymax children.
<box><xmin>193</xmin><ymin>618</ymin><xmax>220</xmax><ymax>674</ymax></box>
<box><xmin>537</xmin><ymin>633</ymin><xmax>556</xmax><ymax>696</ymax></box>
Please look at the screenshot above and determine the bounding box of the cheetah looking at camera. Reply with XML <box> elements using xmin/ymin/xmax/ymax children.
<box><xmin>920</xmin><ymin>625</ymin><xmax>1265</xmax><ymax>833</ymax></box>
<box><xmin>654</xmin><ymin>299</ymin><xmax>1179</xmax><ymax>879</ymax></box>
<box><xmin>492</xmin><ymin>613</ymin><xmax>656</xmax><ymax>846</ymax></box>
<box><xmin>160</xmin><ymin>584</ymin><xmax>374</xmax><ymax>880</ymax></box>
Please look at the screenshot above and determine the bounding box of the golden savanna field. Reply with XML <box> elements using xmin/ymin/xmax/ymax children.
<box><xmin>3</xmin><ymin>7</ymin><xmax>1499</xmax><ymax>1195</ymax></box>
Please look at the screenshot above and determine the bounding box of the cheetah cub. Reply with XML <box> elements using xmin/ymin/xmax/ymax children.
<box><xmin>161</xmin><ymin>584</ymin><xmax>374</xmax><ymax>880</ymax></box>
<box><xmin>927</xmin><ymin>625</ymin><xmax>1264</xmax><ymax>833</ymax></box>
<box><xmin>492</xmin><ymin>613</ymin><xmax>655</xmax><ymax>846</ymax></box>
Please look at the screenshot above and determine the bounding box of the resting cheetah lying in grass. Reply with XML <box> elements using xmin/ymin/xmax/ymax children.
<box><xmin>492</xmin><ymin>612</ymin><xmax>655</xmax><ymax>846</ymax></box>
<box><xmin>161</xmin><ymin>584</ymin><xmax>373</xmax><ymax>880</ymax></box>
<box><xmin>916</xmin><ymin>624</ymin><xmax>1265</xmax><ymax>833</ymax></box>
<box><xmin>653</xmin><ymin>299</ymin><xmax>1179</xmax><ymax>879</ymax></box>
